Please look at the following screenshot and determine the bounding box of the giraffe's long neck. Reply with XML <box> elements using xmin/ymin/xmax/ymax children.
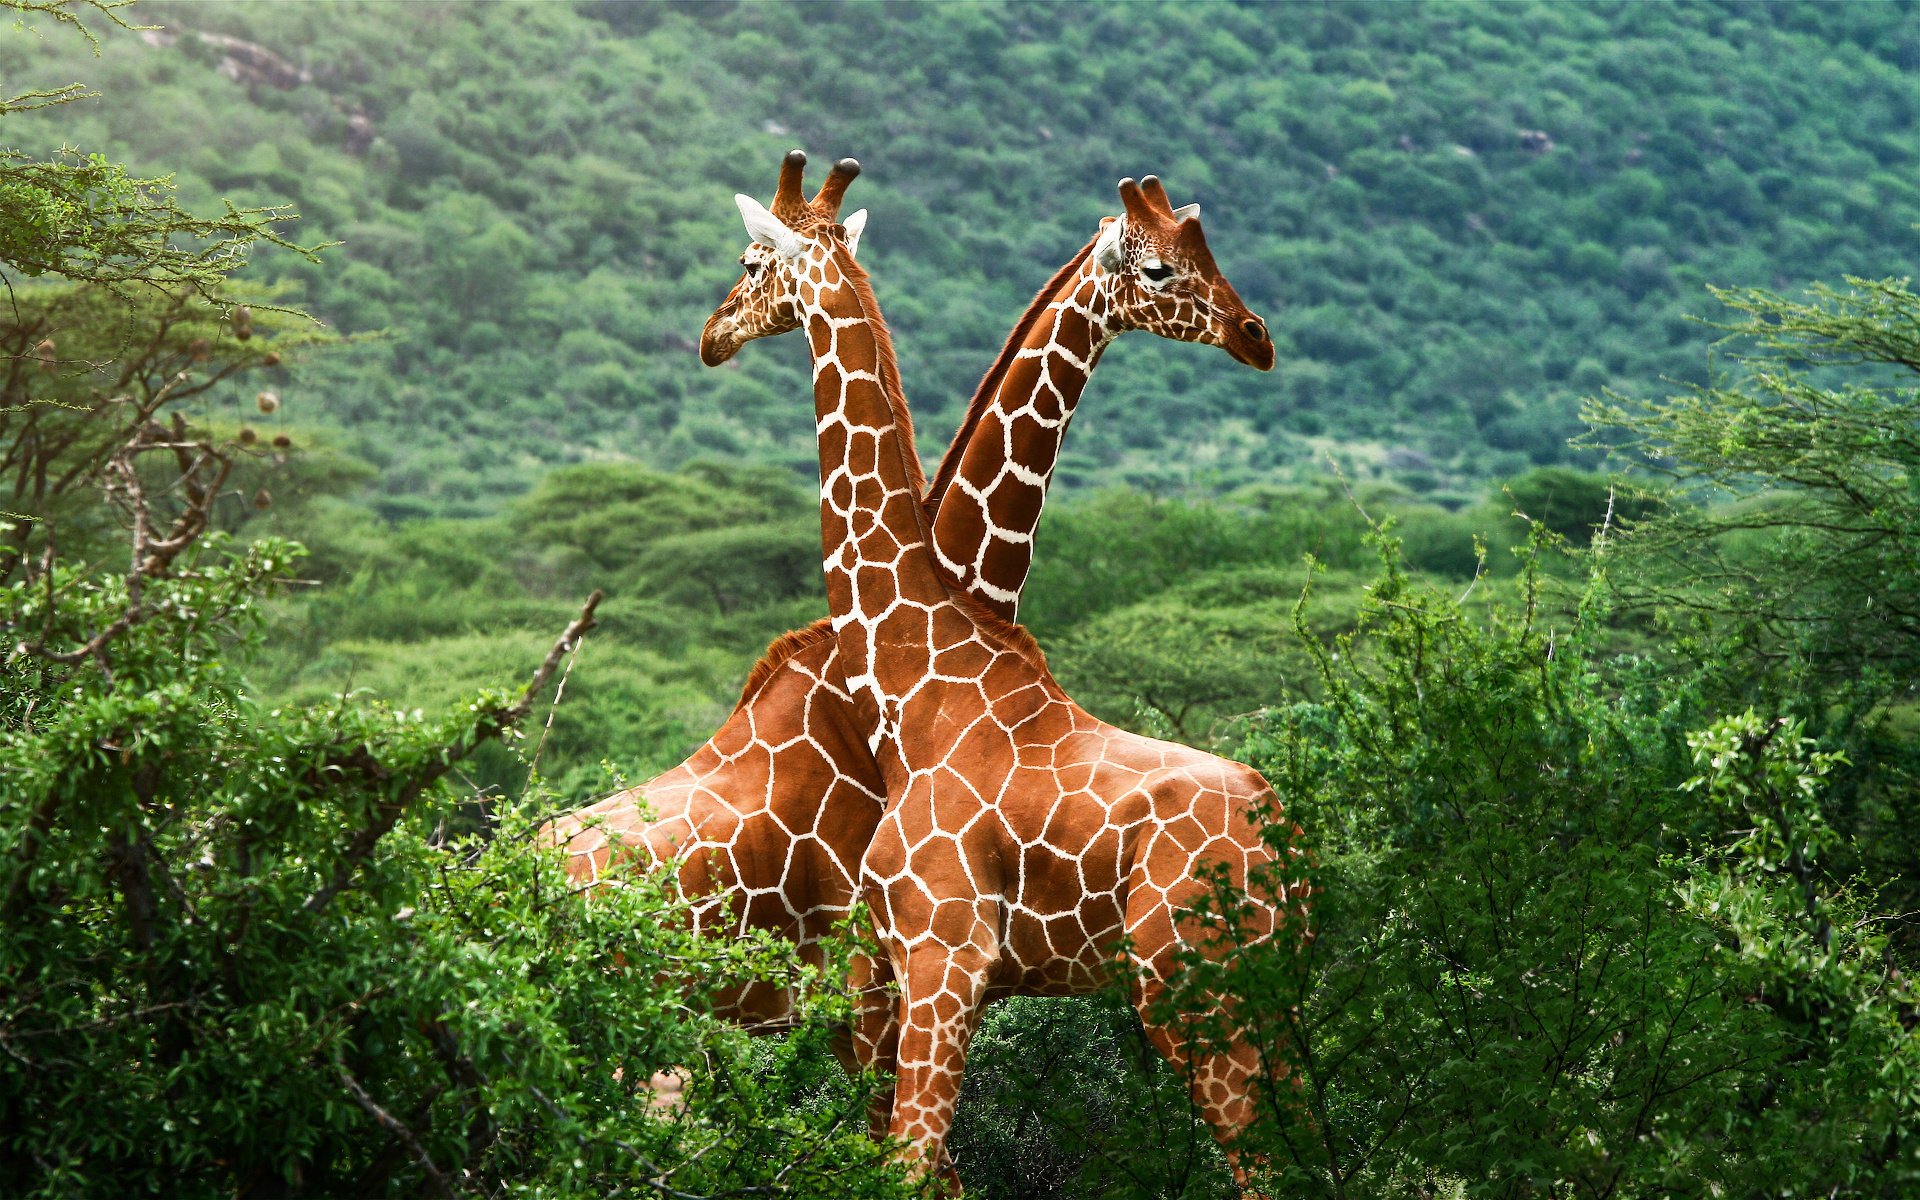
<box><xmin>802</xmin><ymin>247</ymin><xmax>954</xmax><ymax>712</ymax></box>
<box><xmin>926</xmin><ymin>250</ymin><xmax>1117</xmax><ymax>622</ymax></box>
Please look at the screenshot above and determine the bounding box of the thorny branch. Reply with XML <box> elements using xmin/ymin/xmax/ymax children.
<box><xmin>299</xmin><ymin>589</ymin><xmax>602</xmax><ymax>916</ymax></box>
<box><xmin>336</xmin><ymin>1059</ymin><xmax>455</xmax><ymax>1199</ymax></box>
<box><xmin>6</xmin><ymin>412</ymin><xmax>231</xmax><ymax>676</ymax></box>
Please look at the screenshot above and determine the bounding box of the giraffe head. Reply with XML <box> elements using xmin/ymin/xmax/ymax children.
<box><xmin>700</xmin><ymin>149</ymin><xmax>868</xmax><ymax>366</ymax></box>
<box><xmin>1091</xmin><ymin>175</ymin><xmax>1274</xmax><ymax>371</ymax></box>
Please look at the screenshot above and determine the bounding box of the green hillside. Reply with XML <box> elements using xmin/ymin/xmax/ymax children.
<box><xmin>9</xmin><ymin>3</ymin><xmax>1920</xmax><ymax>1194</ymax></box>
<box><xmin>12</xmin><ymin>0</ymin><xmax>1920</xmax><ymax>514</ymax></box>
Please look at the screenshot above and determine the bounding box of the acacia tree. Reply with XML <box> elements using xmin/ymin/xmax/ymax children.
<box><xmin>1164</xmin><ymin>534</ymin><xmax>1919</xmax><ymax>1198</ymax></box>
<box><xmin>1584</xmin><ymin>278</ymin><xmax>1920</xmax><ymax>691</ymax></box>
<box><xmin>1587</xmin><ymin>277</ymin><xmax>1920</xmax><ymax>949</ymax></box>
<box><xmin>2</xmin><ymin>0</ymin><xmax>323</xmax><ymax>299</ymax></box>
<box><xmin>0</xmin><ymin>281</ymin><xmax>330</xmax><ymax>580</ymax></box>
<box><xmin>0</xmin><ymin>6</ymin><xmax>922</xmax><ymax>1195</ymax></box>
<box><xmin>1155</xmin><ymin>279</ymin><xmax>1920</xmax><ymax>1197</ymax></box>
<box><xmin>2</xmin><ymin>0</ymin><xmax>331</xmax><ymax>577</ymax></box>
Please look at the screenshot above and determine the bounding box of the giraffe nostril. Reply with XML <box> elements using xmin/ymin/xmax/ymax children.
<box><xmin>1241</xmin><ymin>319</ymin><xmax>1268</xmax><ymax>344</ymax></box>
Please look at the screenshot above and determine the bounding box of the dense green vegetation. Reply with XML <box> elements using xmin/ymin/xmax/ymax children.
<box><xmin>247</xmin><ymin>455</ymin><xmax>1559</xmax><ymax>800</ymax></box>
<box><xmin>12</xmin><ymin>0</ymin><xmax>1920</xmax><ymax>512</ymax></box>
<box><xmin>1</xmin><ymin>536</ymin><xmax>918</xmax><ymax>1196</ymax></box>
<box><xmin>1169</xmin><ymin>535</ymin><xmax>1918</xmax><ymax>1196</ymax></box>
<box><xmin>5</xmin><ymin>2</ymin><xmax>1919</xmax><ymax>1197</ymax></box>
<box><xmin>1</xmin><ymin>8</ymin><xmax>920</xmax><ymax>1196</ymax></box>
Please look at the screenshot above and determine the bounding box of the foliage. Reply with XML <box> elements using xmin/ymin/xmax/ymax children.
<box><xmin>0</xmin><ymin>341</ymin><xmax>922</xmax><ymax>1200</ymax></box>
<box><xmin>1051</xmin><ymin>565</ymin><xmax>1354</xmax><ymax>743</ymax></box>
<box><xmin>0</xmin><ymin>279</ymin><xmax>338</xmax><ymax>578</ymax></box>
<box><xmin>947</xmin><ymin>994</ymin><xmax>1231</xmax><ymax>1200</ymax></box>
<box><xmin>243</xmin><ymin>466</ymin><xmax>1565</xmax><ymax>805</ymax></box>
<box><xmin>16</xmin><ymin>1</ymin><xmax>1920</xmax><ymax>509</ymax></box>
<box><xmin>244</xmin><ymin>459</ymin><xmax>830</xmax><ymax>802</ymax></box>
<box><xmin>1586</xmin><ymin>276</ymin><xmax>1920</xmax><ymax>691</ymax></box>
<box><xmin>0</xmin><ymin>20</ymin><xmax>920</xmax><ymax>1191</ymax></box>
<box><xmin>1153</xmin><ymin>531</ymin><xmax>1920</xmax><ymax>1198</ymax></box>
<box><xmin>512</xmin><ymin>460</ymin><xmax>822</xmax><ymax>615</ymax></box>
<box><xmin>12</xmin><ymin>7</ymin><xmax>1920</xmax><ymax>1194</ymax></box>
<box><xmin>1</xmin><ymin>0</ymin><xmax>323</xmax><ymax>297</ymax></box>
<box><xmin>1501</xmin><ymin>464</ymin><xmax>1660</xmax><ymax>546</ymax></box>
<box><xmin>1588</xmin><ymin>277</ymin><xmax>1920</xmax><ymax>950</ymax></box>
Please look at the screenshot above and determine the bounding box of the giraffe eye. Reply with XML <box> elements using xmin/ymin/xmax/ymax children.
<box><xmin>744</xmin><ymin>259</ymin><xmax>766</xmax><ymax>278</ymax></box>
<box><xmin>1141</xmin><ymin>261</ymin><xmax>1174</xmax><ymax>284</ymax></box>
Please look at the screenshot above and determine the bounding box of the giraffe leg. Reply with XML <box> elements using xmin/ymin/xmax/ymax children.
<box><xmin>1124</xmin><ymin>822</ymin><xmax>1283</xmax><ymax>1198</ymax></box>
<box><xmin>885</xmin><ymin>928</ymin><xmax>999</xmax><ymax>1192</ymax></box>
<box><xmin>1130</xmin><ymin>962</ymin><xmax>1273</xmax><ymax>1198</ymax></box>
<box><xmin>859</xmin><ymin>771</ymin><xmax>1012</xmax><ymax>1190</ymax></box>
<box><xmin>842</xmin><ymin>950</ymin><xmax>901</xmax><ymax>1141</ymax></box>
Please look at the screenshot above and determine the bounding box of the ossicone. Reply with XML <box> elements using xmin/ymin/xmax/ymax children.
<box><xmin>772</xmin><ymin>148</ymin><xmax>809</xmax><ymax>218</ymax></box>
<box><xmin>1139</xmin><ymin>175</ymin><xmax>1176</xmax><ymax>218</ymax></box>
<box><xmin>814</xmin><ymin>157</ymin><xmax>862</xmax><ymax>219</ymax></box>
<box><xmin>1117</xmin><ymin>176</ymin><xmax>1158</xmax><ymax>224</ymax></box>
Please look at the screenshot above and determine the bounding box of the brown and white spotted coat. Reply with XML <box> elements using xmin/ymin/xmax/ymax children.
<box><xmin>548</xmin><ymin>167</ymin><xmax>1276</xmax><ymax>1051</ymax></box>
<box><xmin>661</xmin><ymin>151</ymin><xmax>1301</xmax><ymax>1192</ymax></box>
<box><xmin>925</xmin><ymin>173</ymin><xmax>1273</xmax><ymax>619</ymax></box>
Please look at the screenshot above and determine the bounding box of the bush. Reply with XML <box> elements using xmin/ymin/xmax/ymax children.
<box><xmin>1156</xmin><ymin>534</ymin><xmax>1920</xmax><ymax>1197</ymax></box>
<box><xmin>0</xmin><ymin>304</ymin><xmax>920</xmax><ymax>1200</ymax></box>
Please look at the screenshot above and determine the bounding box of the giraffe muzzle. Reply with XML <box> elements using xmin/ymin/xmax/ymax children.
<box><xmin>699</xmin><ymin>312</ymin><xmax>743</xmax><ymax>366</ymax></box>
<box><xmin>1225</xmin><ymin>316</ymin><xmax>1276</xmax><ymax>371</ymax></box>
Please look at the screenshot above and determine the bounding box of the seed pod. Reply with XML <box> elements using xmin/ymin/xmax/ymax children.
<box><xmin>252</xmin><ymin>488</ymin><xmax>272</xmax><ymax>510</ymax></box>
<box><xmin>271</xmin><ymin>433</ymin><xmax>291</xmax><ymax>449</ymax></box>
<box><xmin>188</xmin><ymin>337</ymin><xmax>211</xmax><ymax>363</ymax></box>
<box><xmin>261</xmin><ymin>351</ymin><xmax>281</xmax><ymax>367</ymax></box>
<box><xmin>256</xmin><ymin>390</ymin><xmax>280</xmax><ymax>414</ymax></box>
<box><xmin>33</xmin><ymin>337</ymin><xmax>55</xmax><ymax>370</ymax></box>
<box><xmin>232</xmin><ymin>305</ymin><xmax>253</xmax><ymax>341</ymax></box>
<box><xmin>238</xmin><ymin>427</ymin><xmax>258</xmax><ymax>445</ymax></box>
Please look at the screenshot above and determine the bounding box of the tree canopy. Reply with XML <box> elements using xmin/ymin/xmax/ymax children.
<box><xmin>14</xmin><ymin>0</ymin><xmax>1920</xmax><ymax>512</ymax></box>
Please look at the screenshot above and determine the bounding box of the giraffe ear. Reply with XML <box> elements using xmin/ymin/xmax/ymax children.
<box><xmin>1093</xmin><ymin>215</ymin><xmax>1125</xmax><ymax>271</ymax></box>
<box><xmin>842</xmin><ymin>208</ymin><xmax>868</xmax><ymax>258</ymax></box>
<box><xmin>1170</xmin><ymin>203</ymin><xmax>1201</xmax><ymax>223</ymax></box>
<box><xmin>735</xmin><ymin>193</ymin><xmax>804</xmax><ymax>260</ymax></box>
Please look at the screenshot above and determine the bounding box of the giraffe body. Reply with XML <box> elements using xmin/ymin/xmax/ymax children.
<box><xmin>551</xmin><ymin>627</ymin><xmax>871</xmax><ymax>1032</ymax></box>
<box><xmin>689</xmin><ymin>154</ymin><xmax>1298</xmax><ymax>1188</ymax></box>
<box><xmin>549</xmin><ymin>168</ymin><xmax>1274</xmax><ymax>1040</ymax></box>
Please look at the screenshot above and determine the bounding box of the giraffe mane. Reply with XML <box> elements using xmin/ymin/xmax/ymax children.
<box><xmin>923</xmin><ymin>237</ymin><xmax>1099</xmax><ymax>514</ymax></box>
<box><xmin>731</xmin><ymin>238</ymin><xmax>1054</xmax><ymax>713</ymax></box>
<box><xmin>734</xmin><ymin>615</ymin><xmax>836</xmax><ymax>709</ymax></box>
<box><xmin>831</xmin><ymin>244</ymin><xmax>929</xmax><ymax>499</ymax></box>
<box><xmin>828</xmin><ymin>243</ymin><xmax>1055</xmax><ymax>673</ymax></box>
<box><xmin>947</xmin><ymin>587</ymin><xmax>1051</xmax><ymax>670</ymax></box>
<box><xmin>733</xmin><ymin>599</ymin><xmax>1051</xmax><ymax>713</ymax></box>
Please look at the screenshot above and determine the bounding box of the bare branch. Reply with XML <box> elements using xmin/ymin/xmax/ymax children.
<box><xmin>301</xmin><ymin>591</ymin><xmax>603</xmax><ymax>915</ymax></box>
<box><xmin>335</xmin><ymin>1060</ymin><xmax>454</xmax><ymax>1199</ymax></box>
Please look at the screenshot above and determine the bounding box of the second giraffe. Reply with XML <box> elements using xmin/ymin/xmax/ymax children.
<box><xmin>700</xmin><ymin>150</ymin><xmax>1304</xmax><ymax>1193</ymax></box>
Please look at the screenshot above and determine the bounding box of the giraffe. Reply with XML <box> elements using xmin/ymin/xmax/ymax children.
<box><xmin>697</xmin><ymin>150</ymin><xmax>1301</xmax><ymax>1191</ymax></box>
<box><xmin>546</xmin><ymin>159</ymin><xmax>1277</xmax><ymax>1064</ymax></box>
<box><xmin>922</xmin><ymin>173</ymin><xmax>1274</xmax><ymax>620</ymax></box>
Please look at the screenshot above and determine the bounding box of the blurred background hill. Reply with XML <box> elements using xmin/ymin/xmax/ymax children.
<box><xmin>13</xmin><ymin>0</ymin><xmax>1920</xmax><ymax>516</ymax></box>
